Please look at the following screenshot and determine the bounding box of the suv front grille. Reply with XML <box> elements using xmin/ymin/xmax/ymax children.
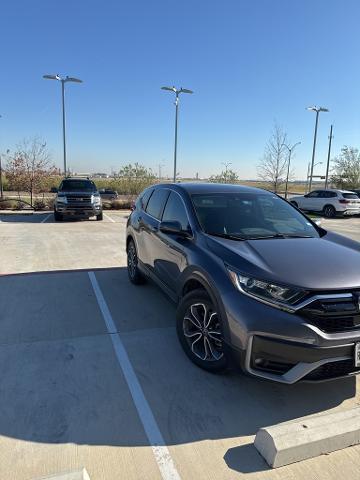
<box><xmin>300</xmin><ymin>296</ymin><xmax>360</xmax><ymax>333</ymax></box>
<box><xmin>66</xmin><ymin>194</ymin><xmax>92</xmax><ymax>204</ymax></box>
<box><xmin>304</xmin><ymin>359</ymin><xmax>360</xmax><ymax>380</ymax></box>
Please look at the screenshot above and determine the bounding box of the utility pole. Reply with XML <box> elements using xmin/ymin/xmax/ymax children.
<box><xmin>222</xmin><ymin>162</ymin><xmax>232</xmax><ymax>183</ymax></box>
<box><xmin>306</xmin><ymin>162</ymin><xmax>311</xmax><ymax>193</ymax></box>
<box><xmin>282</xmin><ymin>142</ymin><xmax>301</xmax><ymax>199</ymax></box>
<box><xmin>325</xmin><ymin>124</ymin><xmax>334</xmax><ymax>190</ymax></box>
<box><xmin>157</xmin><ymin>163</ymin><xmax>165</xmax><ymax>182</ymax></box>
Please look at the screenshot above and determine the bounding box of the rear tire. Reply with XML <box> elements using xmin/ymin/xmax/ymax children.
<box><xmin>96</xmin><ymin>212</ymin><xmax>103</xmax><ymax>221</ymax></box>
<box><xmin>54</xmin><ymin>210</ymin><xmax>63</xmax><ymax>222</ymax></box>
<box><xmin>176</xmin><ymin>289</ymin><xmax>228</xmax><ymax>373</ymax></box>
<box><xmin>323</xmin><ymin>205</ymin><xmax>336</xmax><ymax>218</ymax></box>
<box><xmin>127</xmin><ymin>239</ymin><xmax>145</xmax><ymax>284</ymax></box>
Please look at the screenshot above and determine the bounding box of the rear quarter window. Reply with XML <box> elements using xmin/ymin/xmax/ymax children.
<box><xmin>342</xmin><ymin>193</ymin><xmax>359</xmax><ymax>199</ymax></box>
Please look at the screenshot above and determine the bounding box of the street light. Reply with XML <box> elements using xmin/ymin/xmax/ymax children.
<box><xmin>281</xmin><ymin>142</ymin><xmax>301</xmax><ymax>199</ymax></box>
<box><xmin>307</xmin><ymin>105</ymin><xmax>329</xmax><ymax>192</ymax></box>
<box><xmin>161</xmin><ymin>86</ymin><xmax>193</xmax><ymax>182</ymax></box>
<box><xmin>43</xmin><ymin>74</ymin><xmax>83</xmax><ymax>175</ymax></box>
<box><xmin>221</xmin><ymin>162</ymin><xmax>232</xmax><ymax>183</ymax></box>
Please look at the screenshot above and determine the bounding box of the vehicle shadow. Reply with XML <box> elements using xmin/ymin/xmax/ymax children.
<box><xmin>0</xmin><ymin>267</ymin><xmax>356</xmax><ymax>460</ymax></box>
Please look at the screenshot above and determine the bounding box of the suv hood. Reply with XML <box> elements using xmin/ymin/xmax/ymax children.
<box><xmin>206</xmin><ymin>233</ymin><xmax>360</xmax><ymax>290</ymax></box>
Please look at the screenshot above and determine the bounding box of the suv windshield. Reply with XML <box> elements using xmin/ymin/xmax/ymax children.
<box><xmin>192</xmin><ymin>192</ymin><xmax>319</xmax><ymax>240</ymax></box>
<box><xmin>59</xmin><ymin>180</ymin><xmax>97</xmax><ymax>192</ymax></box>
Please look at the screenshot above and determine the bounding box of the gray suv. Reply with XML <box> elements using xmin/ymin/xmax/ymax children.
<box><xmin>54</xmin><ymin>177</ymin><xmax>103</xmax><ymax>221</ymax></box>
<box><xmin>126</xmin><ymin>183</ymin><xmax>360</xmax><ymax>383</ymax></box>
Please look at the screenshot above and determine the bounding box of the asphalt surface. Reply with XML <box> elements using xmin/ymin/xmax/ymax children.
<box><xmin>1</xmin><ymin>211</ymin><xmax>360</xmax><ymax>479</ymax></box>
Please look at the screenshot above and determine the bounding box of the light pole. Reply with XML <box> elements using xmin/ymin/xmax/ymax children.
<box><xmin>43</xmin><ymin>74</ymin><xmax>83</xmax><ymax>176</ymax></box>
<box><xmin>282</xmin><ymin>142</ymin><xmax>301</xmax><ymax>199</ymax></box>
<box><xmin>325</xmin><ymin>124</ymin><xmax>334</xmax><ymax>189</ymax></box>
<box><xmin>157</xmin><ymin>162</ymin><xmax>165</xmax><ymax>182</ymax></box>
<box><xmin>221</xmin><ymin>162</ymin><xmax>232</xmax><ymax>183</ymax></box>
<box><xmin>307</xmin><ymin>105</ymin><xmax>329</xmax><ymax>192</ymax></box>
<box><xmin>161</xmin><ymin>86</ymin><xmax>193</xmax><ymax>182</ymax></box>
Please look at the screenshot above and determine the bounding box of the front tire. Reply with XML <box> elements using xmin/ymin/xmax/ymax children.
<box><xmin>127</xmin><ymin>239</ymin><xmax>145</xmax><ymax>284</ymax></box>
<box><xmin>96</xmin><ymin>212</ymin><xmax>103</xmax><ymax>221</ymax></box>
<box><xmin>323</xmin><ymin>205</ymin><xmax>336</xmax><ymax>218</ymax></box>
<box><xmin>176</xmin><ymin>289</ymin><xmax>228</xmax><ymax>373</ymax></box>
<box><xmin>54</xmin><ymin>210</ymin><xmax>63</xmax><ymax>222</ymax></box>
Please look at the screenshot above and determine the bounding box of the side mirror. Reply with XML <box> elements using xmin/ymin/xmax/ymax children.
<box><xmin>160</xmin><ymin>220</ymin><xmax>190</xmax><ymax>237</ymax></box>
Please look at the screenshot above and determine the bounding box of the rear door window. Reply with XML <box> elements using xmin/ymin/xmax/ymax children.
<box><xmin>145</xmin><ymin>189</ymin><xmax>170</xmax><ymax>219</ymax></box>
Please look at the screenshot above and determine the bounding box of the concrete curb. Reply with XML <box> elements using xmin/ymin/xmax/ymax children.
<box><xmin>33</xmin><ymin>468</ymin><xmax>90</xmax><ymax>480</ymax></box>
<box><xmin>254</xmin><ymin>407</ymin><xmax>360</xmax><ymax>468</ymax></box>
<box><xmin>0</xmin><ymin>210</ymin><xmax>35</xmax><ymax>215</ymax></box>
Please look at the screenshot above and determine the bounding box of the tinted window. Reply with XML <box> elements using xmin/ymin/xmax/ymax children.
<box><xmin>145</xmin><ymin>189</ymin><xmax>169</xmax><ymax>219</ymax></box>
<box><xmin>59</xmin><ymin>180</ymin><xmax>97</xmax><ymax>192</ymax></box>
<box><xmin>192</xmin><ymin>193</ymin><xmax>319</xmax><ymax>239</ymax></box>
<box><xmin>137</xmin><ymin>188</ymin><xmax>153</xmax><ymax>210</ymax></box>
<box><xmin>342</xmin><ymin>193</ymin><xmax>358</xmax><ymax>199</ymax></box>
<box><xmin>327</xmin><ymin>191</ymin><xmax>337</xmax><ymax>198</ymax></box>
<box><xmin>307</xmin><ymin>191</ymin><xmax>320</xmax><ymax>198</ymax></box>
<box><xmin>162</xmin><ymin>192</ymin><xmax>190</xmax><ymax>230</ymax></box>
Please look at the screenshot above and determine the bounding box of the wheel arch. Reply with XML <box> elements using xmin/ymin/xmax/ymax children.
<box><xmin>178</xmin><ymin>270</ymin><xmax>232</xmax><ymax>344</ymax></box>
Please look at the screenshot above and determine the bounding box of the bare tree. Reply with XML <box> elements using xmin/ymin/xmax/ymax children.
<box><xmin>257</xmin><ymin>124</ymin><xmax>288</xmax><ymax>192</ymax></box>
<box><xmin>6</xmin><ymin>137</ymin><xmax>56</xmax><ymax>206</ymax></box>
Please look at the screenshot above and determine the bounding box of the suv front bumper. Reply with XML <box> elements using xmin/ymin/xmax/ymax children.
<box><xmin>56</xmin><ymin>204</ymin><xmax>101</xmax><ymax>217</ymax></box>
<box><xmin>222</xmin><ymin>290</ymin><xmax>360</xmax><ymax>383</ymax></box>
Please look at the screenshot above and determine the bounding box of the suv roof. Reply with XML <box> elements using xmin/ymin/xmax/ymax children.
<box><xmin>155</xmin><ymin>182</ymin><xmax>270</xmax><ymax>195</ymax></box>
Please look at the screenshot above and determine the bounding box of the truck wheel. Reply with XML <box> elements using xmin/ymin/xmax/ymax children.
<box><xmin>96</xmin><ymin>212</ymin><xmax>103</xmax><ymax>221</ymax></box>
<box><xmin>54</xmin><ymin>211</ymin><xmax>63</xmax><ymax>222</ymax></box>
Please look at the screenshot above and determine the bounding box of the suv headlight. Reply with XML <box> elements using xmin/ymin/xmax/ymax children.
<box><xmin>92</xmin><ymin>194</ymin><xmax>101</xmax><ymax>205</ymax></box>
<box><xmin>56</xmin><ymin>194</ymin><xmax>67</xmax><ymax>204</ymax></box>
<box><xmin>227</xmin><ymin>269</ymin><xmax>306</xmax><ymax>310</ymax></box>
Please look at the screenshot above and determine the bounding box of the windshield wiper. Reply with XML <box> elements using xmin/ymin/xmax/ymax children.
<box><xmin>206</xmin><ymin>232</ymin><xmax>245</xmax><ymax>241</ymax></box>
<box><xmin>247</xmin><ymin>233</ymin><xmax>315</xmax><ymax>240</ymax></box>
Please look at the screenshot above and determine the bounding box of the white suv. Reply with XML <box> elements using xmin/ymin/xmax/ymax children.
<box><xmin>290</xmin><ymin>189</ymin><xmax>360</xmax><ymax>218</ymax></box>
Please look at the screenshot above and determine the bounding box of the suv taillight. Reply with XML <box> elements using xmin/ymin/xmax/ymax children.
<box><xmin>339</xmin><ymin>199</ymin><xmax>350</xmax><ymax>204</ymax></box>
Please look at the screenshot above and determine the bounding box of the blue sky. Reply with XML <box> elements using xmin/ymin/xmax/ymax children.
<box><xmin>1</xmin><ymin>0</ymin><xmax>359</xmax><ymax>179</ymax></box>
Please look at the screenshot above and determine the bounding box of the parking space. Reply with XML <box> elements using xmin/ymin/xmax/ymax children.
<box><xmin>1</xmin><ymin>214</ymin><xmax>360</xmax><ymax>479</ymax></box>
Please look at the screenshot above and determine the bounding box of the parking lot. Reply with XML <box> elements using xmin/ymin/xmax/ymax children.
<box><xmin>1</xmin><ymin>211</ymin><xmax>360</xmax><ymax>480</ymax></box>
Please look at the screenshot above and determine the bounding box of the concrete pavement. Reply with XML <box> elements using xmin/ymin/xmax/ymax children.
<box><xmin>1</xmin><ymin>212</ymin><xmax>360</xmax><ymax>479</ymax></box>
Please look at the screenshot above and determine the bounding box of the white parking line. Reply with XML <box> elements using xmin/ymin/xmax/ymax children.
<box><xmin>88</xmin><ymin>271</ymin><xmax>181</xmax><ymax>480</ymax></box>
<box><xmin>40</xmin><ymin>213</ymin><xmax>52</xmax><ymax>223</ymax></box>
<box><xmin>104</xmin><ymin>213</ymin><xmax>116</xmax><ymax>223</ymax></box>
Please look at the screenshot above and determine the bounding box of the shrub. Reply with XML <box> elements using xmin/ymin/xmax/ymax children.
<box><xmin>110</xmin><ymin>199</ymin><xmax>133</xmax><ymax>210</ymax></box>
<box><xmin>33</xmin><ymin>199</ymin><xmax>46</xmax><ymax>211</ymax></box>
<box><xmin>45</xmin><ymin>198</ymin><xmax>55</xmax><ymax>210</ymax></box>
<box><xmin>0</xmin><ymin>199</ymin><xmax>14</xmax><ymax>209</ymax></box>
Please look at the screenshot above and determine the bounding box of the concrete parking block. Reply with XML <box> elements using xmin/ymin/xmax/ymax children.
<box><xmin>254</xmin><ymin>407</ymin><xmax>360</xmax><ymax>468</ymax></box>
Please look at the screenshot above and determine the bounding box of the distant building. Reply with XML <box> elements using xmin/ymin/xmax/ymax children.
<box><xmin>91</xmin><ymin>173</ymin><xmax>109</xmax><ymax>178</ymax></box>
